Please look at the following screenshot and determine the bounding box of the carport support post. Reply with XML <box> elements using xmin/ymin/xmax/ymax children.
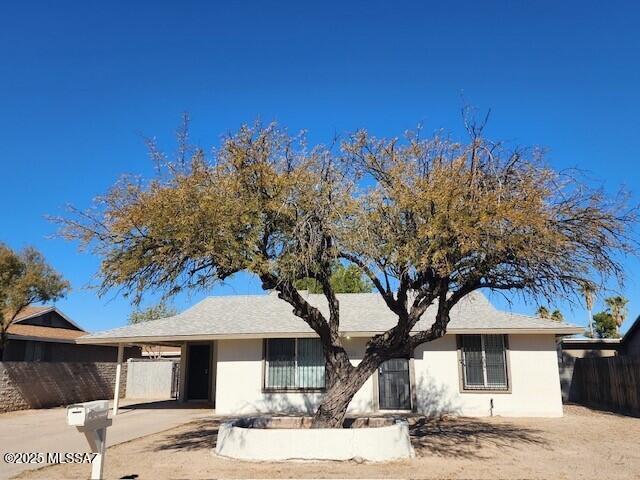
<box><xmin>112</xmin><ymin>344</ymin><xmax>124</xmax><ymax>416</ymax></box>
<box><xmin>178</xmin><ymin>342</ymin><xmax>188</xmax><ymax>402</ymax></box>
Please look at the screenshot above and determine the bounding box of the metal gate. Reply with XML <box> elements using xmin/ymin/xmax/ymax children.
<box><xmin>378</xmin><ymin>358</ymin><xmax>411</xmax><ymax>410</ymax></box>
<box><xmin>125</xmin><ymin>359</ymin><xmax>180</xmax><ymax>399</ymax></box>
<box><xmin>171</xmin><ymin>361</ymin><xmax>180</xmax><ymax>399</ymax></box>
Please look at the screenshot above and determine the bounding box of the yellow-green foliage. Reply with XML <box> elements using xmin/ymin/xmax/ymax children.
<box><xmin>0</xmin><ymin>243</ymin><xmax>69</xmax><ymax>347</ymax></box>
<box><xmin>59</xmin><ymin>121</ymin><xmax>636</xmax><ymax>316</ymax></box>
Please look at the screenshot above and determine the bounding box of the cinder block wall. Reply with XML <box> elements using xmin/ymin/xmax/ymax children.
<box><xmin>0</xmin><ymin>362</ymin><xmax>127</xmax><ymax>413</ymax></box>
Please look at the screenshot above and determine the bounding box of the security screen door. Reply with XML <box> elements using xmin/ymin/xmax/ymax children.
<box><xmin>378</xmin><ymin>358</ymin><xmax>411</xmax><ymax>410</ymax></box>
<box><xmin>187</xmin><ymin>344</ymin><xmax>211</xmax><ymax>400</ymax></box>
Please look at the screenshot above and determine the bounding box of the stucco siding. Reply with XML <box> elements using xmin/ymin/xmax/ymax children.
<box><xmin>413</xmin><ymin>334</ymin><xmax>563</xmax><ymax>417</ymax></box>
<box><xmin>215</xmin><ymin>338</ymin><xmax>373</xmax><ymax>415</ymax></box>
<box><xmin>214</xmin><ymin>334</ymin><xmax>563</xmax><ymax>417</ymax></box>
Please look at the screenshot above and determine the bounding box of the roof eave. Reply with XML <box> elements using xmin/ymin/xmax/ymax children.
<box><xmin>14</xmin><ymin>306</ymin><xmax>85</xmax><ymax>332</ymax></box>
<box><xmin>7</xmin><ymin>334</ymin><xmax>79</xmax><ymax>344</ymax></box>
<box><xmin>76</xmin><ymin>326</ymin><xmax>583</xmax><ymax>345</ymax></box>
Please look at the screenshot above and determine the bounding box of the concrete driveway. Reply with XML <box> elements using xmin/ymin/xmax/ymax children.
<box><xmin>0</xmin><ymin>399</ymin><xmax>212</xmax><ymax>478</ymax></box>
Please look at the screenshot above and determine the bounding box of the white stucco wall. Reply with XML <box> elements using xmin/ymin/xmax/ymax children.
<box><xmin>214</xmin><ymin>337</ymin><xmax>374</xmax><ymax>415</ymax></box>
<box><xmin>413</xmin><ymin>334</ymin><xmax>563</xmax><ymax>417</ymax></box>
<box><xmin>213</xmin><ymin>334</ymin><xmax>563</xmax><ymax>417</ymax></box>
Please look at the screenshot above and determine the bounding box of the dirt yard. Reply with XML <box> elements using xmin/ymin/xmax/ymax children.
<box><xmin>16</xmin><ymin>405</ymin><xmax>640</xmax><ymax>480</ymax></box>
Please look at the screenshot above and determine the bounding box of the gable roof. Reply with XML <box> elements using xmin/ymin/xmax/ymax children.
<box><xmin>78</xmin><ymin>291</ymin><xmax>581</xmax><ymax>345</ymax></box>
<box><xmin>9</xmin><ymin>306</ymin><xmax>84</xmax><ymax>331</ymax></box>
<box><xmin>5</xmin><ymin>306</ymin><xmax>86</xmax><ymax>343</ymax></box>
<box><xmin>7</xmin><ymin>324</ymin><xmax>86</xmax><ymax>342</ymax></box>
<box><xmin>621</xmin><ymin>314</ymin><xmax>640</xmax><ymax>347</ymax></box>
<box><xmin>13</xmin><ymin>305</ymin><xmax>50</xmax><ymax>321</ymax></box>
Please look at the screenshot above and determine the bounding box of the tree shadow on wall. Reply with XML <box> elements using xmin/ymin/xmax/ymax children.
<box><xmin>413</xmin><ymin>375</ymin><xmax>461</xmax><ymax>417</ymax></box>
<box><xmin>409</xmin><ymin>376</ymin><xmax>546</xmax><ymax>458</ymax></box>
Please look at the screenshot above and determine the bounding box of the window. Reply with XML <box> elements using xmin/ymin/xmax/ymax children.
<box><xmin>264</xmin><ymin>338</ymin><xmax>325</xmax><ymax>391</ymax></box>
<box><xmin>460</xmin><ymin>335</ymin><xmax>508</xmax><ymax>391</ymax></box>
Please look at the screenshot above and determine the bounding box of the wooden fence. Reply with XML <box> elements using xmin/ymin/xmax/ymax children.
<box><xmin>571</xmin><ymin>355</ymin><xmax>640</xmax><ymax>417</ymax></box>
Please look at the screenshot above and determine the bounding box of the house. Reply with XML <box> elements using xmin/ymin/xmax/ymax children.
<box><xmin>557</xmin><ymin>336</ymin><xmax>621</xmax><ymax>402</ymax></box>
<box><xmin>78</xmin><ymin>291</ymin><xmax>581</xmax><ymax>417</ymax></box>
<box><xmin>619</xmin><ymin>315</ymin><xmax>640</xmax><ymax>356</ymax></box>
<box><xmin>140</xmin><ymin>345</ymin><xmax>181</xmax><ymax>359</ymax></box>
<box><xmin>559</xmin><ymin>337</ymin><xmax>621</xmax><ymax>358</ymax></box>
<box><xmin>2</xmin><ymin>306</ymin><xmax>140</xmax><ymax>362</ymax></box>
<box><xmin>557</xmin><ymin>315</ymin><xmax>639</xmax><ymax>402</ymax></box>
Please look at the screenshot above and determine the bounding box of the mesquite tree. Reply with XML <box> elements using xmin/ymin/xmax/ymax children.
<box><xmin>59</xmin><ymin>120</ymin><xmax>636</xmax><ymax>427</ymax></box>
<box><xmin>0</xmin><ymin>243</ymin><xmax>69</xmax><ymax>356</ymax></box>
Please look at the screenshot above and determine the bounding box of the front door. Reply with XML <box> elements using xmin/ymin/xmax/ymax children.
<box><xmin>378</xmin><ymin>358</ymin><xmax>411</xmax><ymax>410</ymax></box>
<box><xmin>187</xmin><ymin>344</ymin><xmax>211</xmax><ymax>401</ymax></box>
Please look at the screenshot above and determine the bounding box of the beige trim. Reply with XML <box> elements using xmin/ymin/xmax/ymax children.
<box><xmin>210</xmin><ymin>341</ymin><xmax>217</xmax><ymax>407</ymax></box>
<box><xmin>409</xmin><ymin>354</ymin><xmax>418</xmax><ymax>412</ymax></box>
<box><xmin>457</xmin><ymin>334</ymin><xmax>512</xmax><ymax>394</ymax></box>
<box><xmin>261</xmin><ymin>338</ymin><xmax>267</xmax><ymax>392</ymax></box>
<box><xmin>377</xmin><ymin>356</ymin><xmax>414</xmax><ymax>412</ymax></box>
<box><xmin>371</xmin><ymin>369</ymin><xmax>380</xmax><ymax>411</ymax></box>
<box><xmin>184</xmin><ymin>341</ymin><xmax>213</xmax><ymax>402</ymax></box>
<box><xmin>76</xmin><ymin>326</ymin><xmax>583</xmax><ymax>346</ymax></box>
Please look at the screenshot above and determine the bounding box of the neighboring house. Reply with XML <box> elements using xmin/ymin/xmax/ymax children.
<box><xmin>620</xmin><ymin>315</ymin><xmax>640</xmax><ymax>356</ymax></box>
<box><xmin>560</xmin><ymin>337</ymin><xmax>621</xmax><ymax>359</ymax></box>
<box><xmin>2</xmin><ymin>306</ymin><xmax>140</xmax><ymax>362</ymax></box>
<box><xmin>141</xmin><ymin>345</ymin><xmax>181</xmax><ymax>359</ymax></box>
<box><xmin>557</xmin><ymin>336</ymin><xmax>621</xmax><ymax>402</ymax></box>
<box><xmin>78</xmin><ymin>291</ymin><xmax>581</xmax><ymax>417</ymax></box>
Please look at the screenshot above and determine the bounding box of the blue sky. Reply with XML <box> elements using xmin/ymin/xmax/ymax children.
<box><xmin>1</xmin><ymin>1</ymin><xmax>638</xmax><ymax>333</ymax></box>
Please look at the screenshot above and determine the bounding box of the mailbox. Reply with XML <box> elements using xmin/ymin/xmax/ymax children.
<box><xmin>67</xmin><ymin>400</ymin><xmax>110</xmax><ymax>427</ymax></box>
<box><xmin>66</xmin><ymin>400</ymin><xmax>112</xmax><ymax>480</ymax></box>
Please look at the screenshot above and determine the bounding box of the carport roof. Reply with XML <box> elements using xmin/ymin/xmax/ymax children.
<box><xmin>77</xmin><ymin>291</ymin><xmax>582</xmax><ymax>345</ymax></box>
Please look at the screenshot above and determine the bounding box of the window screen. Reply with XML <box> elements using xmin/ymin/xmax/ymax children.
<box><xmin>265</xmin><ymin>338</ymin><xmax>325</xmax><ymax>390</ymax></box>
<box><xmin>461</xmin><ymin>335</ymin><xmax>508</xmax><ymax>390</ymax></box>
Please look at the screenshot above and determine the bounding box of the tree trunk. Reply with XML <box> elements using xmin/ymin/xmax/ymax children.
<box><xmin>311</xmin><ymin>357</ymin><xmax>380</xmax><ymax>428</ymax></box>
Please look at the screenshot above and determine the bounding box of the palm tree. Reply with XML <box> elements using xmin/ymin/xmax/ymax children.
<box><xmin>580</xmin><ymin>282</ymin><xmax>596</xmax><ymax>337</ymax></box>
<box><xmin>536</xmin><ymin>306</ymin><xmax>551</xmax><ymax>319</ymax></box>
<box><xmin>605</xmin><ymin>296</ymin><xmax>629</xmax><ymax>332</ymax></box>
<box><xmin>551</xmin><ymin>310</ymin><xmax>564</xmax><ymax>322</ymax></box>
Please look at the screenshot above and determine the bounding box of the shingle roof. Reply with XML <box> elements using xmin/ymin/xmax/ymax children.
<box><xmin>12</xmin><ymin>306</ymin><xmax>50</xmax><ymax>321</ymax></box>
<box><xmin>5</xmin><ymin>305</ymin><xmax>84</xmax><ymax>331</ymax></box>
<box><xmin>7</xmin><ymin>324</ymin><xmax>86</xmax><ymax>341</ymax></box>
<box><xmin>78</xmin><ymin>291</ymin><xmax>581</xmax><ymax>344</ymax></box>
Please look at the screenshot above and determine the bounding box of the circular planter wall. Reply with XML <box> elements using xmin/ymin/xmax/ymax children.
<box><xmin>215</xmin><ymin>417</ymin><xmax>414</xmax><ymax>462</ymax></box>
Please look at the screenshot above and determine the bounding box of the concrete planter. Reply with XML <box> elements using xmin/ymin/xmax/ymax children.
<box><xmin>215</xmin><ymin>417</ymin><xmax>414</xmax><ymax>462</ymax></box>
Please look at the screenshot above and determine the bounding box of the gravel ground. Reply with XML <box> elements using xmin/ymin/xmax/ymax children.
<box><xmin>16</xmin><ymin>405</ymin><xmax>640</xmax><ymax>480</ymax></box>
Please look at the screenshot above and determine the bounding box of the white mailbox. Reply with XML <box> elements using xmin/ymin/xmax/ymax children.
<box><xmin>66</xmin><ymin>400</ymin><xmax>112</xmax><ymax>480</ymax></box>
<box><xmin>67</xmin><ymin>400</ymin><xmax>110</xmax><ymax>427</ymax></box>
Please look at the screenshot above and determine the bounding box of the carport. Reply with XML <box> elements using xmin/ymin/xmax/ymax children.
<box><xmin>75</xmin><ymin>336</ymin><xmax>217</xmax><ymax>415</ymax></box>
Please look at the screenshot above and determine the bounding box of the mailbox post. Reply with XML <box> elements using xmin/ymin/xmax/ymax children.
<box><xmin>67</xmin><ymin>400</ymin><xmax>112</xmax><ymax>480</ymax></box>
